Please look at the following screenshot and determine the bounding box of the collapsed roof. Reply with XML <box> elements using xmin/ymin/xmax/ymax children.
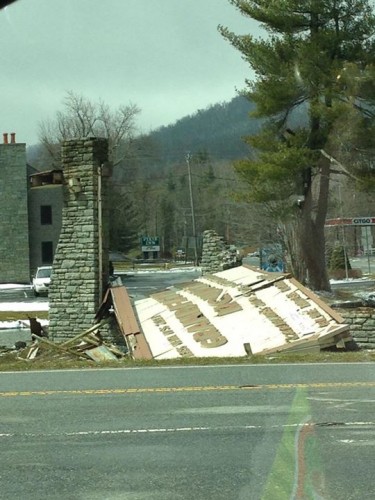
<box><xmin>131</xmin><ymin>265</ymin><xmax>350</xmax><ymax>359</ymax></box>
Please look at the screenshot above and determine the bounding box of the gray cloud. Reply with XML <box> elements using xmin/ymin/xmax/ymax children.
<box><xmin>0</xmin><ymin>0</ymin><xmax>260</xmax><ymax>144</ymax></box>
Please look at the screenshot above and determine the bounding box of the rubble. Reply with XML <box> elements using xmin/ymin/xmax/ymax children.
<box><xmin>0</xmin><ymin>318</ymin><xmax>128</xmax><ymax>363</ymax></box>
<box><xmin>0</xmin><ymin>280</ymin><xmax>149</xmax><ymax>363</ymax></box>
<box><xmin>95</xmin><ymin>278</ymin><xmax>153</xmax><ymax>360</ymax></box>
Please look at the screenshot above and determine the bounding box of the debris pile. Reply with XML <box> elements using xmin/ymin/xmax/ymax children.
<box><xmin>95</xmin><ymin>279</ymin><xmax>153</xmax><ymax>360</ymax></box>
<box><xmin>1</xmin><ymin>318</ymin><xmax>127</xmax><ymax>363</ymax></box>
<box><xmin>0</xmin><ymin>281</ymin><xmax>151</xmax><ymax>363</ymax></box>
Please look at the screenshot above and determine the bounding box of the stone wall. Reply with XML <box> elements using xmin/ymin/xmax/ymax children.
<box><xmin>0</xmin><ymin>140</ymin><xmax>30</xmax><ymax>283</ymax></box>
<box><xmin>339</xmin><ymin>308</ymin><xmax>375</xmax><ymax>349</ymax></box>
<box><xmin>201</xmin><ymin>230</ymin><xmax>241</xmax><ymax>274</ymax></box>
<box><xmin>48</xmin><ymin>138</ymin><xmax>111</xmax><ymax>341</ymax></box>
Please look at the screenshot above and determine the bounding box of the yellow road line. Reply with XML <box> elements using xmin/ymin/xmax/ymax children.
<box><xmin>0</xmin><ymin>381</ymin><xmax>374</xmax><ymax>398</ymax></box>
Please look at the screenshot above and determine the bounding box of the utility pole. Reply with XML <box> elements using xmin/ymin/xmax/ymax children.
<box><xmin>186</xmin><ymin>152</ymin><xmax>198</xmax><ymax>265</ymax></box>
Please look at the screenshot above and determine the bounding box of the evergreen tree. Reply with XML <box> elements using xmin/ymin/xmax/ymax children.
<box><xmin>109</xmin><ymin>189</ymin><xmax>140</xmax><ymax>253</ymax></box>
<box><xmin>328</xmin><ymin>244</ymin><xmax>351</xmax><ymax>271</ymax></box>
<box><xmin>220</xmin><ymin>0</ymin><xmax>375</xmax><ymax>290</ymax></box>
<box><xmin>159</xmin><ymin>197</ymin><xmax>176</xmax><ymax>256</ymax></box>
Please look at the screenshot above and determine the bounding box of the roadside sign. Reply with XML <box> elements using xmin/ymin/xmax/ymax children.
<box><xmin>141</xmin><ymin>236</ymin><xmax>160</xmax><ymax>252</ymax></box>
<box><xmin>325</xmin><ymin>217</ymin><xmax>375</xmax><ymax>226</ymax></box>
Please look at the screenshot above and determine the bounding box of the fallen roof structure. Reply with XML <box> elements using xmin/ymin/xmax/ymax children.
<box><xmin>97</xmin><ymin>280</ymin><xmax>153</xmax><ymax>360</ymax></box>
<box><xmin>133</xmin><ymin>265</ymin><xmax>351</xmax><ymax>359</ymax></box>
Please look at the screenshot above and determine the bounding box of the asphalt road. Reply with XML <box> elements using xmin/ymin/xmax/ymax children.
<box><xmin>0</xmin><ymin>270</ymin><xmax>201</xmax><ymax>304</ymax></box>
<box><xmin>1</xmin><ymin>363</ymin><xmax>374</xmax><ymax>499</ymax></box>
<box><xmin>0</xmin><ymin>285</ymin><xmax>48</xmax><ymax>304</ymax></box>
<box><xmin>120</xmin><ymin>269</ymin><xmax>202</xmax><ymax>300</ymax></box>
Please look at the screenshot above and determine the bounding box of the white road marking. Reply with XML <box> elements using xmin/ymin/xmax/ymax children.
<box><xmin>308</xmin><ymin>397</ymin><xmax>375</xmax><ymax>403</ymax></box>
<box><xmin>338</xmin><ymin>439</ymin><xmax>375</xmax><ymax>445</ymax></box>
<box><xmin>175</xmin><ymin>405</ymin><xmax>293</xmax><ymax>414</ymax></box>
<box><xmin>0</xmin><ymin>421</ymin><xmax>374</xmax><ymax>440</ymax></box>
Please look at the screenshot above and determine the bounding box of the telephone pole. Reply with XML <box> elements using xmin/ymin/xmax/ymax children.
<box><xmin>186</xmin><ymin>152</ymin><xmax>198</xmax><ymax>265</ymax></box>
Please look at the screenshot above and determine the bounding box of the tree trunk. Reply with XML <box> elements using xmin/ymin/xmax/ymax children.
<box><xmin>300</xmin><ymin>159</ymin><xmax>331</xmax><ymax>291</ymax></box>
<box><xmin>280</xmin><ymin>219</ymin><xmax>307</xmax><ymax>283</ymax></box>
<box><xmin>301</xmin><ymin>214</ymin><xmax>330</xmax><ymax>290</ymax></box>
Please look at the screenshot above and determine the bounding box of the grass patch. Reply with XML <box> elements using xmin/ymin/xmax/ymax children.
<box><xmin>1</xmin><ymin>349</ymin><xmax>374</xmax><ymax>372</ymax></box>
<box><xmin>0</xmin><ymin>311</ymin><xmax>48</xmax><ymax>321</ymax></box>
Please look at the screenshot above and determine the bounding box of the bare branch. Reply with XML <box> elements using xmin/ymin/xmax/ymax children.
<box><xmin>38</xmin><ymin>91</ymin><xmax>140</xmax><ymax>163</ymax></box>
<box><xmin>320</xmin><ymin>148</ymin><xmax>360</xmax><ymax>181</ymax></box>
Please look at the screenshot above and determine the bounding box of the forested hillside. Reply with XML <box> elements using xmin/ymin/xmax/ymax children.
<box><xmin>26</xmin><ymin>94</ymin><xmax>275</xmax><ymax>257</ymax></box>
<box><xmin>110</xmin><ymin>94</ymin><xmax>267</xmax><ymax>257</ymax></box>
<box><xmin>142</xmin><ymin>95</ymin><xmax>260</xmax><ymax>164</ymax></box>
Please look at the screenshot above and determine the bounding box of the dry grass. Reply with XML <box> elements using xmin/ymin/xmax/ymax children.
<box><xmin>0</xmin><ymin>311</ymin><xmax>48</xmax><ymax>321</ymax></box>
<box><xmin>1</xmin><ymin>349</ymin><xmax>374</xmax><ymax>372</ymax></box>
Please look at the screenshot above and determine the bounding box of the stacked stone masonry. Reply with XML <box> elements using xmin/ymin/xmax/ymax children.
<box><xmin>48</xmin><ymin>138</ymin><xmax>111</xmax><ymax>341</ymax></box>
<box><xmin>340</xmin><ymin>308</ymin><xmax>375</xmax><ymax>349</ymax></box>
<box><xmin>201</xmin><ymin>229</ymin><xmax>240</xmax><ymax>274</ymax></box>
<box><xmin>0</xmin><ymin>142</ymin><xmax>30</xmax><ymax>283</ymax></box>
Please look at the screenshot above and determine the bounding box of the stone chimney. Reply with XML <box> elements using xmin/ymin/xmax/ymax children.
<box><xmin>48</xmin><ymin>137</ymin><xmax>112</xmax><ymax>340</ymax></box>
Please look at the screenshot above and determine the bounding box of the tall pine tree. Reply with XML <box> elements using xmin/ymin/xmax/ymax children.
<box><xmin>220</xmin><ymin>0</ymin><xmax>375</xmax><ymax>290</ymax></box>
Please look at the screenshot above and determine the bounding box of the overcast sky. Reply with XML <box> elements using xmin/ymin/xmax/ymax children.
<box><xmin>0</xmin><ymin>0</ymin><xmax>262</xmax><ymax>145</ymax></box>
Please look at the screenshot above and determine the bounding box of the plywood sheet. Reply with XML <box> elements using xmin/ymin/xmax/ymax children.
<box><xmin>134</xmin><ymin>266</ymin><xmax>350</xmax><ymax>359</ymax></box>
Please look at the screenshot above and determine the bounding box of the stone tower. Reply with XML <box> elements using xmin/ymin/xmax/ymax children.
<box><xmin>48</xmin><ymin>138</ymin><xmax>111</xmax><ymax>340</ymax></box>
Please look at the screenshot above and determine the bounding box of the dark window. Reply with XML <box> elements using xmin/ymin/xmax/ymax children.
<box><xmin>41</xmin><ymin>241</ymin><xmax>53</xmax><ymax>264</ymax></box>
<box><xmin>40</xmin><ymin>205</ymin><xmax>52</xmax><ymax>225</ymax></box>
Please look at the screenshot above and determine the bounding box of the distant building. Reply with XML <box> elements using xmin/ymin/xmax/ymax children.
<box><xmin>0</xmin><ymin>133</ymin><xmax>63</xmax><ymax>283</ymax></box>
<box><xmin>0</xmin><ymin>133</ymin><xmax>30</xmax><ymax>282</ymax></box>
<box><xmin>28</xmin><ymin>170</ymin><xmax>63</xmax><ymax>274</ymax></box>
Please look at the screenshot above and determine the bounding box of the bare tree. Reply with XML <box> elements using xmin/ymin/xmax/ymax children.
<box><xmin>37</xmin><ymin>91</ymin><xmax>142</xmax><ymax>253</ymax></box>
<box><xmin>39</xmin><ymin>90</ymin><xmax>140</xmax><ymax>165</ymax></box>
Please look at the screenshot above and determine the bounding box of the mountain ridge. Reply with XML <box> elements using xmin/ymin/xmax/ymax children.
<box><xmin>142</xmin><ymin>94</ymin><xmax>261</xmax><ymax>163</ymax></box>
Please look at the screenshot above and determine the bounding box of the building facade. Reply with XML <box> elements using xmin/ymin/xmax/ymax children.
<box><xmin>0</xmin><ymin>134</ymin><xmax>30</xmax><ymax>283</ymax></box>
<box><xmin>28</xmin><ymin>170</ymin><xmax>63</xmax><ymax>275</ymax></box>
<box><xmin>0</xmin><ymin>133</ymin><xmax>63</xmax><ymax>283</ymax></box>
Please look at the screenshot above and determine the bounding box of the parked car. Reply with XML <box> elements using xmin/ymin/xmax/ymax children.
<box><xmin>32</xmin><ymin>266</ymin><xmax>52</xmax><ymax>296</ymax></box>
